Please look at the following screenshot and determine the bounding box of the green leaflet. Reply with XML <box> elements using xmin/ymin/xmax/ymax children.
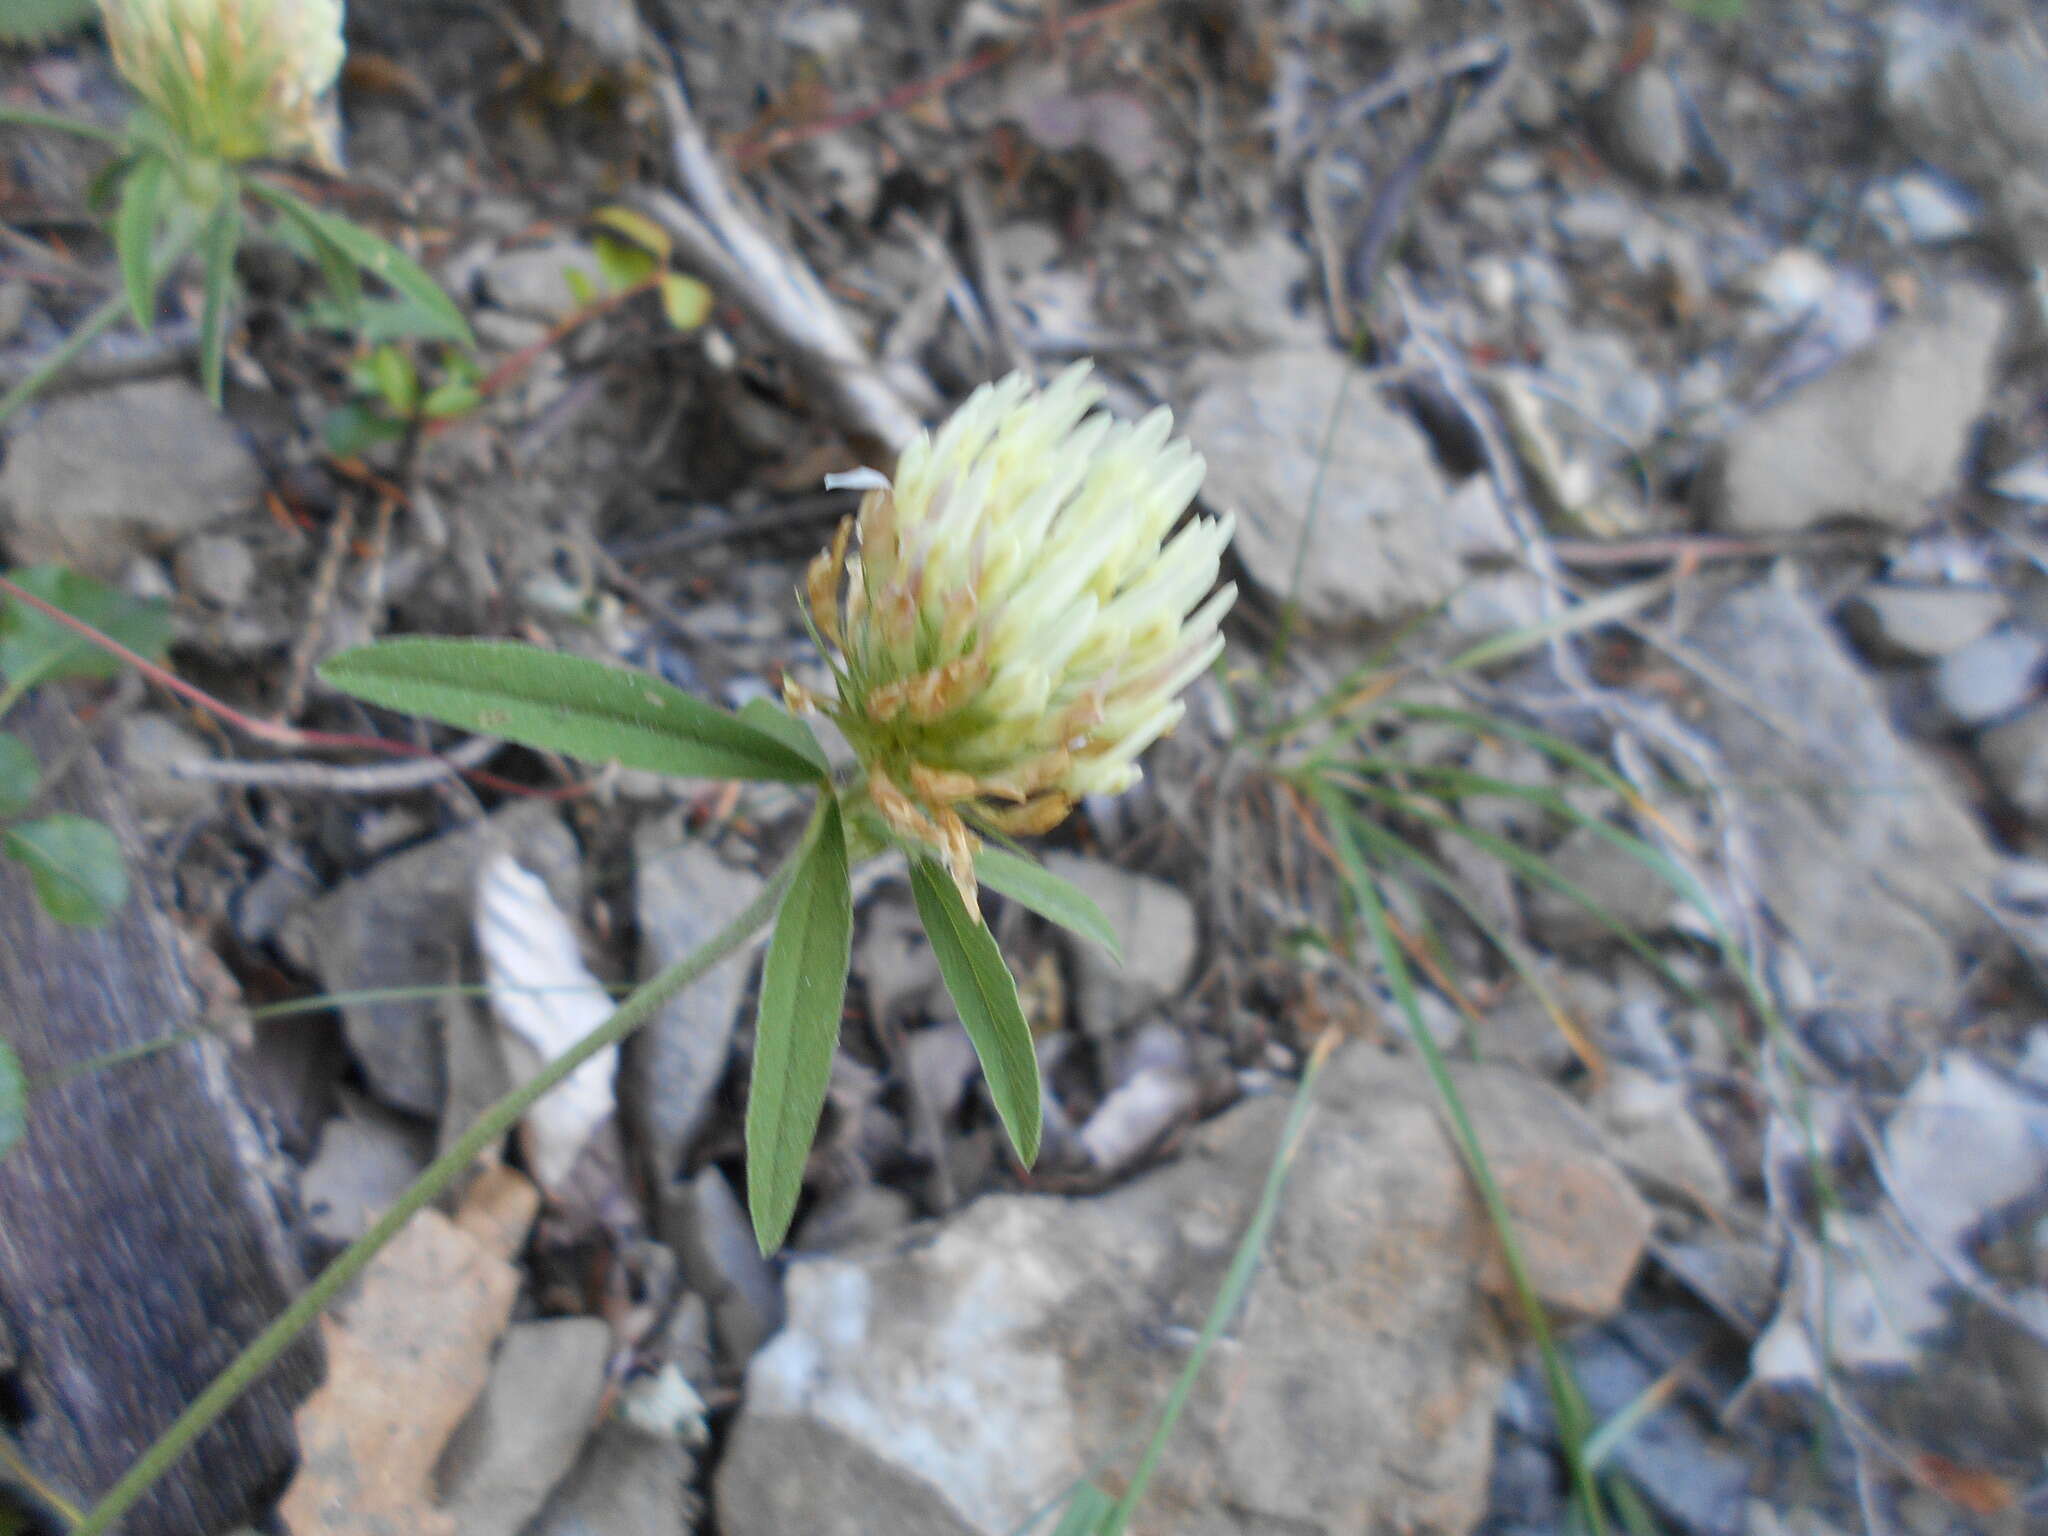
<box><xmin>744</xmin><ymin>801</ymin><xmax>853</xmax><ymax>1253</ymax></box>
<box><xmin>973</xmin><ymin>846</ymin><xmax>1121</xmax><ymax>962</ymax></box>
<box><xmin>320</xmin><ymin>639</ymin><xmax>830</xmax><ymax>786</ymax></box>
<box><xmin>6</xmin><ymin>814</ymin><xmax>127</xmax><ymax>927</ymax></box>
<box><xmin>909</xmin><ymin>856</ymin><xmax>1042</xmax><ymax>1168</ymax></box>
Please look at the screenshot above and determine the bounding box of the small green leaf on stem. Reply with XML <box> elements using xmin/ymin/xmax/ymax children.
<box><xmin>973</xmin><ymin>846</ymin><xmax>1122</xmax><ymax>962</ymax></box>
<box><xmin>198</xmin><ymin>187</ymin><xmax>242</xmax><ymax>405</ymax></box>
<box><xmin>367</xmin><ymin>344</ymin><xmax>418</xmax><ymax>416</ymax></box>
<box><xmin>658</xmin><ymin>273</ymin><xmax>712</xmax><ymax>331</ymax></box>
<box><xmin>745</xmin><ymin>801</ymin><xmax>853</xmax><ymax>1253</ymax></box>
<box><xmin>321</xmin><ymin>639</ymin><xmax>832</xmax><ymax>784</ymax></box>
<box><xmin>0</xmin><ymin>733</ymin><xmax>40</xmax><ymax>818</ymax></box>
<box><xmin>246</xmin><ymin>180</ymin><xmax>473</xmax><ymax>346</ymax></box>
<box><xmin>6</xmin><ymin>814</ymin><xmax>127</xmax><ymax>927</ymax></box>
<box><xmin>591</xmin><ymin>234</ymin><xmax>656</xmax><ymax>292</ymax></box>
<box><xmin>115</xmin><ymin>155</ymin><xmax>169</xmax><ymax>330</ymax></box>
<box><xmin>0</xmin><ymin>565</ymin><xmax>172</xmax><ymax>690</ymax></box>
<box><xmin>588</xmin><ymin>206</ymin><xmax>672</xmax><ymax>263</ymax></box>
<box><xmin>910</xmin><ymin>856</ymin><xmax>1042</xmax><ymax>1167</ymax></box>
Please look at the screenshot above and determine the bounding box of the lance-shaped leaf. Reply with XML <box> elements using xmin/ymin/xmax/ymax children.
<box><xmin>910</xmin><ymin>856</ymin><xmax>1042</xmax><ymax>1167</ymax></box>
<box><xmin>247</xmin><ymin>179</ymin><xmax>473</xmax><ymax>346</ymax></box>
<box><xmin>745</xmin><ymin>801</ymin><xmax>853</xmax><ymax>1253</ymax></box>
<box><xmin>6</xmin><ymin>813</ymin><xmax>127</xmax><ymax>927</ymax></box>
<box><xmin>973</xmin><ymin>845</ymin><xmax>1122</xmax><ymax>962</ymax></box>
<box><xmin>320</xmin><ymin>639</ymin><xmax>830</xmax><ymax>785</ymax></box>
<box><xmin>115</xmin><ymin>154</ymin><xmax>169</xmax><ymax>329</ymax></box>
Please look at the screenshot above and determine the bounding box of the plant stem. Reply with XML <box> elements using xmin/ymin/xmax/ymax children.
<box><xmin>0</xmin><ymin>288</ymin><xmax>128</xmax><ymax>428</ymax></box>
<box><xmin>70</xmin><ymin>825</ymin><xmax>809</xmax><ymax>1536</ymax></box>
<box><xmin>0</xmin><ymin>105</ymin><xmax>124</xmax><ymax>146</ymax></box>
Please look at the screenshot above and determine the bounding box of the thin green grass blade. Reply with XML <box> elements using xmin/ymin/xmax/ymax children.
<box><xmin>1443</xmin><ymin>576</ymin><xmax>1672</xmax><ymax>674</ymax></box>
<box><xmin>1338</xmin><ymin>812</ymin><xmax>1606</xmax><ymax>1077</ymax></box>
<box><xmin>1102</xmin><ymin>1030</ymin><xmax>1338</xmax><ymax>1532</ymax></box>
<box><xmin>909</xmin><ymin>856</ymin><xmax>1042</xmax><ymax>1167</ymax></box>
<box><xmin>744</xmin><ymin>801</ymin><xmax>852</xmax><ymax>1253</ymax></box>
<box><xmin>320</xmin><ymin>639</ymin><xmax>830</xmax><ymax>785</ymax></box>
<box><xmin>1047</xmin><ymin>1483</ymin><xmax>1117</xmax><ymax>1536</ymax></box>
<box><xmin>1326</xmin><ymin>774</ymin><xmax>1741</xmax><ymax>1056</ymax></box>
<box><xmin>1311</xmin><ymin>789</ymin><xmax>1606</xmax><ymax>1535</ymax></box>
<box><xmin>973</xmin><ymin>846</ymin><xmax>1122</xmax><ymax>962</ymax></box>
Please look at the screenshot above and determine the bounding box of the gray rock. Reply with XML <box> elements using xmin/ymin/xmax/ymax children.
<box><xmin>1885</xmin><ymin>19</ymin><xmax>2048</xmax><ymax>265</ymax></box>
<box><xmin>1566</xmin><ymin>1330</ymin><xmax>1750</xmax><ymax>1536</ymax></box>
<box><xmin>793</xmin><ymin>1183</ymin><xmax>915</xmax><ymax>1253</ymax></box>
<box><xmin>300</xmin><ymin>1098</ymin><xmax>431</xmax><ymax>1245</ymax></box>
<box><xmin>0</xmin><ymin>279</ymin><xmax>28</xmax><ymax>345</ymax></box>
<box><xmin>1601</xmin><ymin>68</ymin><xmax>1690</xmax><ymax>187</ymax></box>
<box><xmin>438</xmin><ymin>1318</ymin><xmax>612</xmax><ymax>1536</ymax></box>
<box><xmin>1871</xmin><ymin>172</ymin><xmax>1979</xmax><ymax>244</ymax></box>
<box><xmin>0</xmin><ymin>381</ymin><xmax>261</xmax><ymax>576</ymax></box>
<box><xmin>623</xmin><ymin>828</ymin><xmax>764</xmax><ymax>1184</ymax></box>
<box><xmin>1980</xmin><ymin>701</ymin><xmax>2048</xmax><ymax>822</ymax></box>
<box><xmin>1933</xmin><ymin>627</ymin><xmax>2044</xmax><ymax>726</ymax></box>
<box><xmin>656</xmin><ymin>1166</ymin><xmax>783</xmax><ymax>1367</ymax></box>
<box><xmin>1186</xmin><ymin>230</ymin><xmax>1324</xmax><ymax>347</ymax></box>
<box><xmin>112</xmin><ymin>712</ymin><xmax>220</xmax><ymax>828</ymax></box>
<box><xmin>1497</xmin><ymin>326</ymin><xmax>1665</xmax><ymax>529</ymax></box>
<box><xmin>281</xmin><ymin>802</ymin><xmax>579</xmax><ymax>1117</ymax></box>
<box><xmin>172</xmin><ymin>534</ymin><xmax>257</xmax><ymax>609</ymax></box>
<box><xmin>480</xmin><ymin>241</ymin><xmax>605</xmax><ymax>321</ymax></box>
<box><xmin>1680</xmin><ymin>586</ymin><xmax>2000</xmax><ymax>1019</ymax></box>
<box><xmin>717</xmin><ymin>1048</ymin><xmax>1650</xmax><ymax>1536</ymax></box>
<box><xmin>1184</xmin><ymin>351</ymin><xmax>1510</xmax><ymax>625</ymax></box>
<box><xmin>1039</xmin><ymin>853</ymin><xmax>1197</xmax><ymax>1035</ymax></box>
<box><xmin>1525</xmin><ymin>823</ymin><xmax>1680</xmax><ymax>947</ymax></box>
<box><xmin>1843</xmin><ymin>584</ymin><xmax>2007</xmax><ymax>660</ymax></box>
<box><xmin>525</xmin><ymin>1422</ymin><xmax>699</xmax><ymax>1536</ymax></box>
<box><xmin>1695</xmin><ymin>286</ymin><xmax>2007</xmax><ymax>535</ymax></box>
<box><xmin>1591</xmin><ymin>1067</ymin><xmax>1732</xmax><ymax>1207</ymax></box>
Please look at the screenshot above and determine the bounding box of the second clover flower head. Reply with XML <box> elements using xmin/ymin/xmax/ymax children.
<box><xmin>795</xmin><ymin>362</ymin><xmax>1236</xmax><ymax>916</ymax></box>
<box><xmin>99</xmin><ymin>0</ymin><xmax>347</xmax><ymax>168</ymax></box>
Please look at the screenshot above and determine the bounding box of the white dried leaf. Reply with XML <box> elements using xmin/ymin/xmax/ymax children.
<box><xmin>475</xmin><ymin>853</ymin><xmax>616</xmax><ymax>1193</ymax></box>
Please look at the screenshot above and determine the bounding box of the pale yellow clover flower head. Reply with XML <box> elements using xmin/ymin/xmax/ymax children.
<box><xmin>99</xmin><ymin>0</ymin><xmax>346</xmax><ymax>168</ymax></box>
<box><xmin>797</xmin><ymin>362</ymin><xmax>1236</xmax><ymax>915</ymax></box>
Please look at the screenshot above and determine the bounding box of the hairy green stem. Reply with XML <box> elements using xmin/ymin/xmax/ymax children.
<box><xmin>0</xmin><ymin>106</ymin><xmax>124</xmax><ymax>146</ymax></box>
<box><xmin>0</xmin><ymin>289</ymin><xmax>128</xmax><ymax>428</ymax></box>
<box><xmin>71</xmin><ymin>822</ymin><xmax>808</xmax><ymax>1536</ymax></box>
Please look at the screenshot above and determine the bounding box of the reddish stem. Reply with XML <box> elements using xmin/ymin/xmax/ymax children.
<box><xmin>0</xmin><ymin>573</ymin><xmax>579</xmax><ymax>800</ymax></box>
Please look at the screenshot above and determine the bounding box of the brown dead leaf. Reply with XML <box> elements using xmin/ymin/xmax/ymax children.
<box><xmin>278</xmin><ymin>1173</ymin><xmax>539</xmax><ymax>1536</ymax></box>
<box><xmin>1914</xmin><ymin>1453</ymin><xmax>2016</xmax><ymax>1516</ymax></box>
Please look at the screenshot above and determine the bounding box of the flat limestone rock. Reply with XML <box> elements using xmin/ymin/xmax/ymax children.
<box><xmin>1679</xmin><ymin>583</ymin><xmax>2002</xmax><ymax>1019</ymax></box>
<box><xmin>0</xmin><ymin>379</ymin><xmax>262</xmax><ymax>576</ymax></box>
<box><xmin>1695</xmin><ymin>286</ymin><xmax>2006</xmax><ymax>535</ymax></box>
<box><xmin>1183</xmin><ymin>350</ymin><xmax>1511</xmax><ymax>626</ymax></box>
<box><xmin>716</xmin><ymin>1047</ymin><xmax>1651</xmax><ymax>1536</ymax></box>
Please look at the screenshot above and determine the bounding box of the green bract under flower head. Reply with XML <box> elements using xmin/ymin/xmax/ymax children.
<box><xmin>797</xmin><ymin>362</ymin><xmax>1235</xmax><ymax>914</ymax></box>
<box><xmin>99</xmin><ymin>0</ymin><xmax>345</xmax><ymax>167</ymax></box>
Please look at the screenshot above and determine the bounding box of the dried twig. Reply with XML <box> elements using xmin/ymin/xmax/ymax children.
<box><xmin>275</xmin><ymin>500</ymin><xmax>356</xmax><ymax>725</ymax></box>
<box><xmin>167</xmin><ymin>735</ymin><xmax>503</xmax><ymax>793</ymax></box>
<box><xmin>637</xmin><ymin>39</ymin><xmax>934</xmax><ymax>458</ymax></box>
